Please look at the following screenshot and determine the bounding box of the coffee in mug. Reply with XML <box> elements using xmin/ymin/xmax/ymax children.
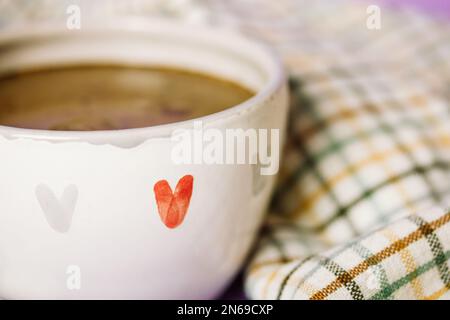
<box><xmin>0</xmin><ymin>65</ymin><xmax>254</xmax><ymax>131</ymax></box>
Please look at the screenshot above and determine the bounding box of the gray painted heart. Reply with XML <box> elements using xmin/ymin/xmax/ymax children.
<box><xmin>35</xmin><ymin>184</ymin><xmax>78</xmax><ymax>233</ymax></box>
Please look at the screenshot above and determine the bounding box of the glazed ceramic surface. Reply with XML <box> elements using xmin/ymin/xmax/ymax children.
<box><xmin>0</xmin><ymin>20</ymin><xmax>288</xmax><ymax>299</ymax></box>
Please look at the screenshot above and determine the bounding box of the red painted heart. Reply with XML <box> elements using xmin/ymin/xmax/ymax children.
<box><xmin>153</xmin><ymin>175</ymin><xmax>194</xmax><ymax>229</ymax></box>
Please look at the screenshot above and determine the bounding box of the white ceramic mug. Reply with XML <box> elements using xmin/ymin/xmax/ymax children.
<box><xmin>0</xmin><ymin>20</ymin><xmax>288</xmax><ymax>299</ymax></box>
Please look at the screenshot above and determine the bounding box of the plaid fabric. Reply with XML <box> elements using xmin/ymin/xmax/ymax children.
<box><xmin>206</xmin><ymin>0</ymin><xmax>450</xmax><ymax>299</ymax></box>
<box><xmin>2</xmin><ymin>0</ymin><xmax>450</xmax><ymax>300</ymax></box>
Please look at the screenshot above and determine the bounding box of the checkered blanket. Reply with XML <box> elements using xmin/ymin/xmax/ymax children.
<box><xmin>208</xmin><ymin>0</ymin><xmax>450</xmax><ymax>300</ymax></box>
<box><xmin>2</xmin><ymin>0</ymin><xmax>450</xmax><ymax>300</ymax></box>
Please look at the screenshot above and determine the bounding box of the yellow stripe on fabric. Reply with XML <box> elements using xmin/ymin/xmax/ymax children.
<box><xmin>382</xmin><ymin>229</ymin><xmax>425</xmax><ymax>299</ymax></box>
<box><xmin>425</xmin><ymin>286</ymin><xmax>450</xmax><ymax>300</ymax></box>
<box><xmin>309</xmin><ymin>212</ymin><xmax>450</xmax><ymax>299</ymax></box>
<box><xmin>340</xmin><ymin>101</ymin><xmax>419</xmax><ymax>220</ymax></box>
<box><xmin>292</xmin><ymin>133</ymin><xmax>450</xmax><ymax>220</ymax></box>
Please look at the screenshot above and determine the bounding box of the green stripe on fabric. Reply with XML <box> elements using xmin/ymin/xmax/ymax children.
<box><xmin>287</xmin><ymin>240</ymin><xmax>391</xmax><ymax>299</ymax></box>
<box><xmin>334</xmin><ymin>67</ymin><xmax>443</xmax><ymax>207</ymax></box>
<box><xmin>266</xmin><ymin>229</ymin><xmax>290</xmax><ymax>264</ymax></box>
<box><xmin>276</xmin><ymin>255</ymin><xmax>314</xmax><ymax>299</ymax></box>
<box><xmin>289</xmin><ymin>185</ymin><xmax>450</xmax><ymax>233</ymax></box>
<box><xmin>409</xmin><ymin>215</ymin><xmax>450</xmax><ymax>288</ymax></box>
<box><xmin>351</xmin><ymin>243</ymin><xmax>391</xmax><ymax>297</ymax></box>
<box><xmin>370</xmin><ymin>250</ymin><xmax>450</xmax><ymax>300</ymax></box>
<box><xmin>370</xmin><ymin>80</ymin><xmax>445</xmax><ymax>205</ymax></box>
<box><xmin>273</xmin><ymin>112</ymin><xmax>448</xmax><ymax>207</ymax></box>
<box><xmin>286</xmin><ymin>205</ymin><xmax>450</xmax><ymax>298</ymax></box>
<box><xmin>320</xmin><ymin>258</ymin><xmax>365</xmax><ymax>300</ymax></box>
<box><xmin>305</xmin><ymin>161</ymin><xmax>450</xmax><ymax>232</ymax></box>
<box><xmin>289</xmin><ymin>79</ymin><xmax>382</xmax><ymax>231</ymax></box>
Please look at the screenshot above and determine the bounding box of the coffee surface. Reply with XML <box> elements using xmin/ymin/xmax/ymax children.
<box><xmin>0</xmin><ymin>65</ymin><xmax>254</xmax><ymax>131</ymax></box>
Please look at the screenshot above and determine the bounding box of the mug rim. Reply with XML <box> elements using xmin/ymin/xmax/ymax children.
<box><xmin>0</xmin><ymin>19</ymin><xmax>286</xmax><ymax>144</ymax></box>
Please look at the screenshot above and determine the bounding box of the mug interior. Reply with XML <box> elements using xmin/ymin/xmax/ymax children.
<box><xmin>0</xmin><ymin>19</ymin><xmax>284</xmax><ymax>146</ymax></box>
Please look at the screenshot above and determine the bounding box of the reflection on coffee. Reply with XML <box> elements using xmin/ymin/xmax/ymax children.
<box><xmin>0</xmin><ymin>65</ymin><xmax>254</xmax><ymax>131</ymax></box>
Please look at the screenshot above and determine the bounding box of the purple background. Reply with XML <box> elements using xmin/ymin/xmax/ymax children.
<box><xmin>219</xmin><ymin>0</ymin><xmax>449</xmax><ymax>300</ymax></box>
<box><xmin>378</xmin><ymin>0</ymin><xmax>450</xmax><ymax>17</ymax></box>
